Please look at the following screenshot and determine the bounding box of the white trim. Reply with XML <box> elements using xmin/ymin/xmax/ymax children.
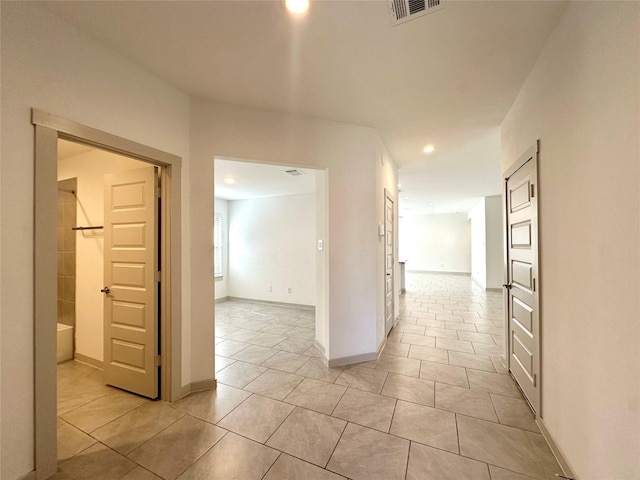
<box><xmin>537</xmin><ymin>416</ymin><xmax>578</xmax><ymax>479</ymax></box>
<box><xmin>225</xmin><ymin>296</ymin><xmax>315</xmax><ymax>310</ymax></box>
<box><xmin>406</xmin><ymin>270</ymin><xmax>471</xmax><ymax>276</ymax></box>
<box><xmin>73</xmin><ymin>353</ymin><xmax>103</xmax><ymax>370</ymax></box>
<box><xmin>327</xmin><ymin>351</ymin><xmax>379</xmax><ymax>368</ymax></box>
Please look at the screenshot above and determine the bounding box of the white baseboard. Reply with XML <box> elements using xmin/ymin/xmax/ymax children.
<box><xmin>328</xmin><ymin>350</ymin><xmax>378</xmax><ymax>368</ymax></box>
<box><xmin>74</xmin><ymin>352</ymin><xmax>103</xmax><ymax>369</ymax></box>
<box><xmin>225</xmin><ymin>296</ymin><xmax>315</xmax><ymax>310</ymax></box>
<box><xmin>536</xmin><ymin>416</ymin><xmax>578</xmax><ymax>479</ymax></box>
<box><xmin>174</xmin><ymin>378</ymin><xmax>217</xmax><ymax>402</ymax></box>
<box><xmin>406</xmin><ymin>270</ymin><xmax>471</xmax><ymax>276</ymax></box>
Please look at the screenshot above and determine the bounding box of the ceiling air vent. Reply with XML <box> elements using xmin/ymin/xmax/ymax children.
<box><xmin>389</xmin><ymin>0</ymin><xmax>444</xmax><ymax>26</ymax></box>
<box><xmin>284</xmin><ymin>169</ymin><xmax>305</xmax><ymax>176</ymax></box>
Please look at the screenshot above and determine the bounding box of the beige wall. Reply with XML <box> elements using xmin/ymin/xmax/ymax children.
<box><xmin>0</xmin><ymin>4</ymin><xmax>191</xmax><ymax>478</ymax></box>
<box><xmin>501</xmin><ymin>2</ymin><xmax>640</xmax><ymax>478</ymax></box>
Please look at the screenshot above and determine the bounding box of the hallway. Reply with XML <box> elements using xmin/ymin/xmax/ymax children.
<box><xmin>55</xmin><ymin>273</ymin><xmax>561</xmax><ymax>479</ymax></box>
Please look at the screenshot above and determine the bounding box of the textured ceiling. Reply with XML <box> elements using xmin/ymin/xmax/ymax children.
<box><xmin>42</xmin><ymin>1</ymin><xmax>566</xmax><ymax>215</ymax></box>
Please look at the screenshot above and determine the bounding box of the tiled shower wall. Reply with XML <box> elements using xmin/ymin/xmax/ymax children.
<box><xmin>57</xmin><ymin>178</ymin><xmax>77</xmax><ymax>327</ymax></box>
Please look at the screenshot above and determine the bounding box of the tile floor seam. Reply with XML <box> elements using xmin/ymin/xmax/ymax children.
<box><xmin>210</xmin><ymin>391</ymin><xmax>256</xmax><ymax>426</ymax></box>
<box><xmin>57</xmin><ymin>391</ymin><xmax>113</xmax><ymax>417</ymax></box>
<box><xmin>328</xmin><ymin>386</ymin><xmax>350</xmax><ymax>417</ymax></box>
<box><xmin>454</xmin><ymin>412</ymin><xmax>462</xmax><ymax>455</ymax></box>
<box><xmin>322</xmin><ymin>420</ymin><xmax>350</xmax><ymax>472</ymax></box>
<box><xmin>455</xmin><ymin>410</ymin><xmax>543</xmax><ymax>437</ymax></box>
<box><xmin>259</xmin><ymin>401</ymin><xmax>301</xmax><ymax>446</ymax></box>
<box><xmin>165</xmin><ymin>431</ymin><xmax>225</xmax><ymax>480</ymax></box>
<box><xmin>488</xmin><ymin>392</ymin><xmax>502</xmax><ymax>426</ymax></box>
<box><xmin>258</xmin><ymin>451</ymin><xmax>283</xmax><ymax>480</ymax></box>
<box><xmin>403</xmin><ymin>441</ymin><xmax>413</xmax><ymax>480</ymax></box>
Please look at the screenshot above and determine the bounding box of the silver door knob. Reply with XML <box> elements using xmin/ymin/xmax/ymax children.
<box><xmin>100</xmin><ymin>286</ymin><xmax>111</xmax><ymax>294</ymax></box>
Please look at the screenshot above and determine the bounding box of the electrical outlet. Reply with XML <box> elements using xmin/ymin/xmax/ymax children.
<box><xmin>287</xmin><ymin>287</ymin><xmax>292</xmax><ymax>293</ymax></box>
<box><xmin>267</xmin><ymin>285</ymin><xmax>272</xmax><ymax>292</ymax></box>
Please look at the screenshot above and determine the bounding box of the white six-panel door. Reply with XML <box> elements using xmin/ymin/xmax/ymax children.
<box><xmin>505</xmin><ymin>145</ymin><xmax>540</xmax><ymax>413</ymax></box>
<box><xmin>103</xmin><ymin>166</ymin><xmax>159</xmax><ymax>399</ymax></box>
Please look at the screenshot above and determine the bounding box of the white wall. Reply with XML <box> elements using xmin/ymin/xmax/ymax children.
<box><xmin>399</xmin><ymin>213</ymin><xmax>471</xmax><ymax>274</ymax></box>
<box><xmin>469</xmin><ymin>199</ymin><xmax>487</xmax><ymax>288</ymax></box>
<box><xmin>469</xmin><ymin>196</ymin><xmax>504</xmax><ymax>290</ymax></box>
<box><xmin>190</xmin><ymin>100</ymin><xmax>396</xmax><ymax>363</ymax></box>
<box><xmin>501</xmin><ymin>3</ymin><xmax>639</xmax><ymax>478</ymax></box>
<box><xmin>228</xmin><ymin>193</ymin><xmax>316</xmax><ymax>306</ymax></box>
<box><xmin>214</xmin><ymin>197</ymin><xmax>229</xmax><ymax>301</ymax></box>
<box><xmin>58</xmin><ymin>150</ymin><xmax>148</xmax><ymax>362</ymax></box>
<box><xmin>484</xmin><ymin>195</ymin><xmax>503</xmax><ymax>289</ymax></box>
<box><xmin>1</xmin><ymin>4</ymin><xmax>191</xmax><ymax>478</ymax></box>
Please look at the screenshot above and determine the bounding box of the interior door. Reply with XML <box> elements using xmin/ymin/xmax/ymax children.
<box><xmin>385</xmin><ymin>192</ymin><xmax>395</xmax><ymax>335</ymax></box>
<box><xmin>504</xmin><ymin>144</ymin><xmax>540</xmax><ymax>413</ymax></box>
<box><xmin>103</xmin><ymin>166</ymin><xmax>159</xmax><ymax>399</ymax></box>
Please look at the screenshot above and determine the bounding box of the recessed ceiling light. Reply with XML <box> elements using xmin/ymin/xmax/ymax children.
<box><xmin>423</xmin><ymin>145</ymin><xmax>435</xmax><ymax>153</ymax></box>
<box><xmin>285</xmin><ymin>0</ymin><xmax>309</xmax><ymax>14</ymax></box>
<box><xmin>224</xmin><ymin>177</ymin><xmax>236</xmax><ymax>185</ymax></box>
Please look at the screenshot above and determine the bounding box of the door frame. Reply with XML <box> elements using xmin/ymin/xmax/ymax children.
<box><xmin>502</xmin><ymin>140</ymin><xmax>541</xmax><ymax>415</ymax></box>
<box><xmin>32</xmin><ymin>109</ymin><xmax>182</xmax><ymax>478</ymax></box>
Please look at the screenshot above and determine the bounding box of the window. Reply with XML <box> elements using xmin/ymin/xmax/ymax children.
<box><xmin>214</xmin><ymin>213</ymin><xmax>223</xmax><ymax>278</ymax></box>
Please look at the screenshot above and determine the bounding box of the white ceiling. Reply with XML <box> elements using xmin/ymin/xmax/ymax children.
<box><xmin>42</xmin><ymin>0</ymin><xmax>567</xmax><ymax>214</ymax></box>
<box><xmin>215</xmin><ymin>158</ymin><xmax>317</xmax><ymax>201</ymax></box>
<box><xmin>57</xmin><ymin>139</ymin><xmax>94</xmax><ymax>160</ymax></box>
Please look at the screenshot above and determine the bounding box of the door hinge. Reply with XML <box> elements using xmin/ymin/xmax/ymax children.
<box><xmin>530</xmin><ymin>184</ymin><xmax>535</xmax><ymax>198</ymax></box>
<box><xmin>533</xmin><ymin>373</ymin><xmax>537</xmax><ymax>387</ymax></box>
<box><xmin>155</xmin><ymin>186</ymin><xmax>161</xmax><ymax>199</ymax></box>
<box><xmin>154</xmin><ymin>355</ymin><xmax>162</xmax><ymax>367</ymax></box>
<box><xmin>155</xmin><ymin>271</ymin><xmax>161</xmax><ymax>282</ymax></box>
<box><xmin>532</xmin><ymin>278</ymin><xmax>536</xmax><ymax>292</ymax></box>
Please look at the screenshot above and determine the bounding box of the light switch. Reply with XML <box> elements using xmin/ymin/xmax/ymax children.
<box><xmin>317</xmin><ymin>240</ymin><xmax>324</xmax><ymax>251</ymax></box>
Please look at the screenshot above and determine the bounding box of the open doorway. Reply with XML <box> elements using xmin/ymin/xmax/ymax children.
<box><xmin>33</xmin><ymin>110</ymin><xmax>183</xmax><ymax>478</ymax></box>
<box><xmin>213</xmin><ymin>157</ymin><xmax>329</xmax><ymax>379</ymax></box>
<box><xmin>56</xmin><ymin>138</ymin><xmax>161</xmax><ymax>399</ymax></box>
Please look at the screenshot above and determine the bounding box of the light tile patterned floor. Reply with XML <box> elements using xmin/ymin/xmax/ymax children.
<box><xmin>56</xmin><ymin>273</ymin><xmax>562</xmax><ymax>479</ymax></box>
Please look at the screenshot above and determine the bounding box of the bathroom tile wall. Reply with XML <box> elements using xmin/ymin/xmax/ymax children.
<box><xmin>58</xmin><ymin>178</ymin><xmax>77</xmax><ymax>328</ymax></box>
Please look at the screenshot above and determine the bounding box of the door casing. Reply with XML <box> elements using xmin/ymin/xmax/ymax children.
<box><xmin>33</xmin><ymin>109</ymin><xmax>182</xmax><ymax>478</ymax></box>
